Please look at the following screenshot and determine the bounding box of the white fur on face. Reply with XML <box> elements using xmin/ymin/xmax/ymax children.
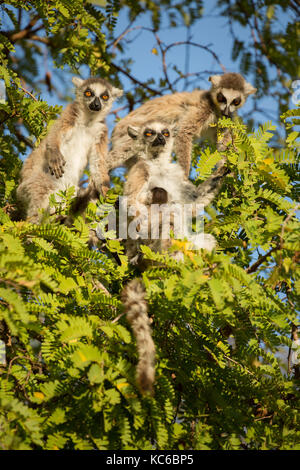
<box><xmin>81</xmin><ymin>83</ymin><xmax>112</xmax><ymax>109</ymax></box>
<box><xmin>143</xmin><ymin>121</ymin><xmax>169</xmax><ymax>133</ymax></box>
<box><xmin>140</xmin><ymin>121</ymin><xmax>174</xmax><ymax>155</ymax></box>
<box><xmin>73</xmin><ymin>79</ymin><xmax>122</xmax><ymax>115</ymax></box>
<box><xmin>212</xmin><ymin>87</ymin><xmax>245</xmax><ymax>115</ymax></box>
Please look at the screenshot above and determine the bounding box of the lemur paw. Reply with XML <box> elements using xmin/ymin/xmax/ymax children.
<box><xmin>130</xmin><ymin>254</ymin><xmax>140</xmax><ymax>265</ymax></box>
<box><xmin>48</xmin><ymin>152</ymin><xmax>66</xmax><ymax>179</ymax></box>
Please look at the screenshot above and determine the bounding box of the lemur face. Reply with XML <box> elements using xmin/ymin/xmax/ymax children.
<box><xmin>142</xmin><ymin>124</ymin><xmax>170</xmax><ymax>148</ymax></box>
<box><xmin>209</xmin><ymin>73</ymin><xmax>256</xmax><ymax>118</ymax></box>
<box><xmin>83</xmin><ymin>84</ymin><xmax>110</xmax><ymax>112</ymax></box>
<box><xmin>213</xmin><ymin>89</ymin><xmax>244</xmax><ymax>117</ymax></box>
<box><xmin>72</xmin><ymin>76</ymin><xmax>123</xmax><ymax>114</ymax></box>
<box><xmin>127</xmin><ymin>121</ymin><xmax>173</xmax><ymax>157</ymax></box>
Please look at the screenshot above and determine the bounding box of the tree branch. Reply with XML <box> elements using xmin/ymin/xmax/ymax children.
<box><xmin>3</xmin><ymin>14</ymin><xmax>42</xmax><ymax>42</ymax></box>
<box><xmin>246</xmin><ymin>246</ymin><xmax>277</xmax><ymax>274</ymax></box>
<box><xmin>110</xmin><ymin>62</ymin><xmax>162</xmax><ymax>96</ymax></box>
<box><xmin>19</xmin><ymin>84</ymin><xmax>47</xmax><ymax>119</ymax></box>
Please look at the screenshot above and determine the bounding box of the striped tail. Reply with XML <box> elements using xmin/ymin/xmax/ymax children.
<box><xmin>121</xmin><ymin>279</ymin><xmax>155</xmax><ymax>394</ymax></box>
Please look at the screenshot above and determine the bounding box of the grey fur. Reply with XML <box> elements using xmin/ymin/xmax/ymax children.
<box><xmin>121</xmin><ymin>121</ymin><xmax>229</xmax><ymax>393</ymax></box>
<box><xmin>123</xmin><ymin>121</ymin><xmax>228</xmax><ymax>267</ymax></box>
<box><xmin>121</xmin><ymin>279</ymin><xmax>155</xmax><ymax>395</ymax></box>
<box><xmin>108</xmin><ymin>73</ymin><xmax>256</xmax><ymax>178</ymax></box>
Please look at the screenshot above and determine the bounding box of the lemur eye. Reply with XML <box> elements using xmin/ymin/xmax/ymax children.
<box><xmin>101</xmin><ymin>93</ymin><xmax>109</xmax><ymax>101</ymax></box>
<box><xmin>84</xmin><ymin>89</ymin><xmax>93</xmax><ymax>97</ymax></box>
<box><xmin>162</xmin><ymin>130</ymin><xmax>170</xmax><ymax>137</ymax></box>
<box><xmin>217</xmin><ymin>92</ymin><xmax>226</xmax><ymax>103</ymax></box>
<box><xmin>144</xmin><ymin>130</ymin><xmax>154</xmax><ymax>137</ymax></box>
<box><xmin>232</xmin><ymin>97</ymin><xmax>241</xmax><ymax>106</ymax></box>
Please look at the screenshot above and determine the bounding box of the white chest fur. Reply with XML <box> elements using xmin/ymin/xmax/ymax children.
<box><xmin>57</xmin><ymin>119</ymin><xmax>105</xmax><ymax>191</ymax></box>
<box><xmin>146</xmin><ymin>156</ymin><xmax>185</xmax><ymax>203</ymax></box>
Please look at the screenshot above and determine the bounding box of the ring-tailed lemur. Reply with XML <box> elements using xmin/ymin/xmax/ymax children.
<box><xmin>108</xmin><ymin>72</ymin><xmax>256</xmax><ymax>178</ymax></box>
<box><xmin>123</xmin><ymin>120</ymin><xmax>228</xmax><ymax>267</ymax></box>
<box><xmin>17</xmin><ymin>76</ymin><xmax>123</xmax><ymax>223</ymax></box>
<box><xmin>121</xmin><ymin>120</ymin><xmax>229</xmax><ymax>394</ymax></box>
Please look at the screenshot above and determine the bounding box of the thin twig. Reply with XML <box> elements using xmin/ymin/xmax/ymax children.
<box><xmin>19</xmin><ymin>85</ymin><xmax>47</xmax><ymax>119</ymax></box>
<box><xmin>164</xmin><ymin>40</ymin><xmax>227</xmax><ymax>73</ymax></box>
<box><xmin>111</xmin><ymin>312</ymin><xmax>125</xmax><ymax>324</ymax></box>
<box><xmin>109</xmin><ymin>23</ymin><xmax>138</xmax><ymax>50</ymax></box>
<box><xmin>152</xmin><ymin>30</ymin><xmax>174</xmax><ymax>92</ymax></box>
<box><xmin>110</xmin><ymin>62</ymin><xmax>162</xmax><ymax>96</ymax></box>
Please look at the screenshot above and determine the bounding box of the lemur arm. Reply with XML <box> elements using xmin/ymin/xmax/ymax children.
<box><xmin>175</xmin><ymin>108</ymin><xmax>209</xmax><ymax>179</ymax></box>
<box><xmin>124</xmin><ymin>161</ymin><xmax>152</xmax><ymax>245</ymax></box>
<box><xmin>45</xmin><ymin>121</ymin><xmax>67</xmax><ymax>179</ymax></box>
<box><xmin>45</xmin><ymin>103</ymin><xmax>79</xmax><ymax>179</ymax></box>
<box><xmin>125</xmin><ymin>161</ymin><xmax>150</xmax><ymax>207</ymax></box>
<box><xmin>195</xmin><ymin>156</ymin><xmax>229</xmax><ymax>207</ymax></box>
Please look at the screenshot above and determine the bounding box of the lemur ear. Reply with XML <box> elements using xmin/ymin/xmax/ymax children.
<box><xmin>209</xmin><ymin>75</ymin><xmax>222</xmax><ymax>87</ymax></box>
<box><xmin>244</xmin><ymin>81</ymin><xmax>257</xmax><ymax>96</ymax></box>
<box><xmin>127</xmin><ymin>125</ymin><xmax>139</xmax><ymax>139</ymax></box>
<box><xmin>111</xmin><ymin>86</ymin><xmax>123</xmax><ymax>99</ymax></box>
<box><xmin>72</xmin><ymin>77</ymin><xmax>84</xmax><ymax>87</ymax></box>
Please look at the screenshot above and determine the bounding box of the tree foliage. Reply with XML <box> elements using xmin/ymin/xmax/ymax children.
<box><xmin>218</xmin><ymin>0</ymin><xmax>300</xmax><ymax>118</ymax></box>
<box><xmin>0</xmin><ymin>0</ymin><xmax>299</xmax><ymax>450</ymax></box>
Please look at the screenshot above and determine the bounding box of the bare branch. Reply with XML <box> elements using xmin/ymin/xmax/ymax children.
<box><xmin>109</xmin><ymin>23</ymin><xmax>138</xmax><ymax>50</ymax></box>
<box><xmin>110</xmin><ymin>62</ymin><xmax>162</xmax><ymax>96</ymax></box>
<box><xmin>164</xmin><ymin>40</ymin><xmax>227</xmax><ymax>73</ymax></box>
<box><xmin>3</xmin><ymin>14</ymin><xmax>41</xmax><ymax>42</ymax></box>
<box><xmin>14</xmin><ymin>128</ymin><xmax>34</xmax><ymax>149</ymax></box>
<box><xmin>246</xmin><ymin>246</ymin><xmax>277</xmax><ymax>274</ymax></box>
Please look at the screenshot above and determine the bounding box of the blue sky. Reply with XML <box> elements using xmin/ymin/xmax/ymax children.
<box><xmin>9</xmin><ymin>0</ymin><xmax>295</xmax><ymax>163</ymax></box>
<box><xmin>41</xmin><ymin>0</ymin><xmax>292</xmax><ymax>132</ymax></box>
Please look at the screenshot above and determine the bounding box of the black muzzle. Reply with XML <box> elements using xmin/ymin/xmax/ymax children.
<box><xmin>152</xmin><ymin>133</ymin><xmax>166</xmax><ymax>147</ymax></box>
<box><xmin>89</xmin><ymin>97</ymin><xmax>101</xmax><ymax>112</ymax></box>
<box><xmin>222</xmin><ymin>106</ymin><xmax>232</xmax><ymax>118</ymax></box>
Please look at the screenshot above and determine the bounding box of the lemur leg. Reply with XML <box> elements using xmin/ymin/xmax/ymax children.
<box><xmin>174</xmin><ymin>129</ymin><xmax>194</xmax><ymax>179</ymax></box>
<box><xmin>125</xmin><ymin>161</ymin><xmax>150</xmax><ymax>207</ymax></box>
<box><xmin>175</xmin><ymin>109</ymin><xmax>209</xmax><ymax>179</ymax></box>
<box><xmin>89</xmin><ymin>129</ymin><xmax>110</xmax><ymax>199</ymax></box>
<box><xmin>21</xmin><ymin>175</ymin><xmax>56</xmax><ymax>223</ymax></box>
<box><xmin>73</xmin><ymin>130</ymin><xmax>111</xmax><ymax>215</ymax></box>
<box><xmin>124</xmin><ymin>162</ymin><xmax>151</xmax><ymax>263</ymax></box>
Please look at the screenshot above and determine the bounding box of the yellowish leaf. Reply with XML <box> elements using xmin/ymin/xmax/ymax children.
<box><xmin>34</xmin><ymin>392</ymin><xmax>45</xmax><ymax>400</ymax></box>
<box><xmin>116</xmin><ymin>382</ymin><xmax>129</xmax><ymax>390</ymax></box>
<box><xmin>78</xmin><ymin>351</ymin><xmax>87</xmax><ymax>362</ymax></box>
